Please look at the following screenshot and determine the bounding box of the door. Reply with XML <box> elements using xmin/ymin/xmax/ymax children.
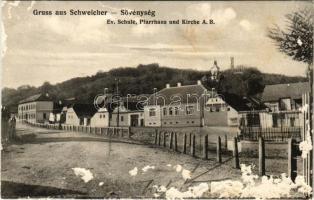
<box><xmin>130</xmin><ymin>114</ymin><xmax>139</xmax><ymax>127</ymax></box>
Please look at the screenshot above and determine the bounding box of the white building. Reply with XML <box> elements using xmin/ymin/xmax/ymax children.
<box><xmin>18</xmin><ymin>93</ymin><xmax>54</xmax><ymax>123</ymax></box>
<box><xmin>90</xmin><ymin>107</ymin><xmax>110</xmax><ymax>127</ymax></box>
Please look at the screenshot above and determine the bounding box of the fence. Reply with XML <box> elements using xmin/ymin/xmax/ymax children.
<box><xmin>25</xmin><ymin>121</ymin><xmax>131</xmax><ymax>138</ymax></box>
<box><xmin>240</xmin><ymin>126</ymin><xmax>301</xmax><ymax>142</ymax></box>
<box><xmin>24</xmin><ymin>121</ymin><xmax>305</xmax><ymax>184</ymax></box>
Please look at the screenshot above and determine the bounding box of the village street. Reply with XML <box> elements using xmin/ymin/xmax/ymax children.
<box><xmin>1</xmin><ymin>123</ymin><xmax>299</xmax><ymax>198</ymax></box>
<box><xmin>1</xmin><ymin>123</ymin><xmax>239</xmax><ymax>198</ymax></box>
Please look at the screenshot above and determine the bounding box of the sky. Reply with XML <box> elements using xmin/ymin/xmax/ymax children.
<box><xmin>1</xmin><ymin>1</ymin><xmax>311</xmax><ymax>89</ymax></box>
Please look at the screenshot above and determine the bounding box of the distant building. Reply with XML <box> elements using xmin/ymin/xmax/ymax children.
<box><xmin>210</xmin><ymin>60</ymin><xmax>220</xmax><ymax>81</ymax></box>
<box><xmin>18</xmin><ymin>93</ymin><xmax>53</xmax><ymax>123</ymax></box>
<box><xmin>144</xmin><ymin>81</ymin><xmax>208</xmax><ymax>127</ymax></box>
<box><xmin>204</xmin><ymin>92</ymin><xmax>268</xmax><ymax>127</ymax></box>
<box><xmin>90</xmin><ymin>107</ymin><xmax>110</xmax><ymax>127</ymax></box>
<box><xmin>65</xmin><ymin>104</ymin><xmax>97</xmax><ymax>126</ymax></box>
<box><xmin>110</xmin><ymin>100</ymin><xmax>145</xmax><ymax>127</ymax></box>
<box><xmin>262</xmin><ymin>82</ymin><xmax>310</xmax><ymax>112</ymax></box>
<box><xmin>261</xmin><ymin>82</ymin><xmax>310</xmax><ymax>128</ymax></box>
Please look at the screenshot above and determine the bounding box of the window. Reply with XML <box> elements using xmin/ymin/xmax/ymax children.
<box><xmin>103</xmin><ymin>114</ymin><xmax>106</xmax><ymax>118</ymax></box>
<box><xmin>163</xmin><ymin>107</ymin><xmax>167</xmax><ymax>116</ymax></box>
<box><xmin>186</xmin><ymin>105</ymin><xmax>194</xmax><ymax>115</ymax></box>
<box><xmin>121</xmin><ymin>116</ymin><xmax>124</xmax><ymax>122</ymax></box>
<box><xmin>174</xmin><ymin>107</ymin><xmax>179</xmax><ymax>115</ymax></box>
<box><xmin>169</xmin><ymin>107</ymin><xmax>173</xmax><ymax>115</ymax></box>
<box><xmin>149</xmin><ymin>108</ymin><xmax>156</xmax><ymax>117</ymax></box>
<box><xmin>100</xmin><ymin>115</ymin><xmax>102</xmax><ymax>119</ymax></box>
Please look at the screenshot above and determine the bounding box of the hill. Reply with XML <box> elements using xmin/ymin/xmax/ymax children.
<box><xmin>2</xmin><ymin>63</ymin><xmax>308</xmax><ymax>112</ymax></box>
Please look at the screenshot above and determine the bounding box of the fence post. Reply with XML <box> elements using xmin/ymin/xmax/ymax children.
<box><xmin>162</xmin><ymin>132</ymin><xmax>166</xmax><ymax>147</ymax></box>
<box><xmin>217</xmin><ymin>136</ymin><xmax>222</xmax><ymax>163</ymax></box>
<box><xmin>225</xmin><ymin>134</ymin><xmax>228</xmax><ymax>150</ymax></box>
<box><xmin>154</xmin><ymin>129</ymin><xmax>158</xmax><ymax>145</ymax></box>
<box><xmin>128</xmin><ymin>127</ymin><xmax>131</xmax><ymax>138</ymax></box>
<box><xmin>233</xmin><ymin>137</ymin><xmax>240</xmax><ymax>169</ymax></box>
<box><xmin>170</xmin><ymin>132</ymin><xmax>174</xmax><ymax>149</ymax></box>
<box><xmin>259</xmin><ymin>136</ymin><xmax>265</xmax><ymax>176</ymax></box>
<box><xmin>191</xmin><ymin>134</ymin><xmax>195</xmax><ymax>157</ymax></box>
<box><xmin>174</xmin><ymin>132</ymin><xmax>178</xmax><ymax>151</ymax></box>
<box><xmin>203</xmin><ymin>135</ymin><xmax>208</xmax><ymax>159</ymax></box>
<box><xmin>158</xmin><ymin>130</ymin><xmax>161</xmax><ymax>146</ymax></box>
<box><xmin>183</xmin><ymin>133</ymin><xmax>187</xmax><ymax>154</ymax></box>
<box><xmin>288</xmin><ymin>138</ymin><xmax>297</xmax><ymax>182</ymax></box>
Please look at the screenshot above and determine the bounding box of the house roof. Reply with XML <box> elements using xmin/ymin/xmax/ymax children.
<box><xmin>262</xmin><ymin>82</ymin><xmax>310</xmax><ymax>102</ymax></box>
<box><xmin>209</xmin><ymin>93</ymin><xmax>268</xmax><ymax>112</ymax></box>
<box><xmin>147</xmin><ymin>84</ymin><xmax>208</xmax><ymax>106</ymax></box>
<box><xmin>19</xmin><ymin>93</ymin><xmax>52</xmax><ymax>104</ymax></box>
<box><xmin>70</xmin><ymin>104</ymin><xmax>97</xmax><ymax>118</ymax></box>
<box><xmin>112</xmin><ymin>101</ymin><xmax>144</xmax><ymax>113</ymax></box>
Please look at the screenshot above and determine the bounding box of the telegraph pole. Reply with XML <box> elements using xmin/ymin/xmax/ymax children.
<box><xmin>116</xmin><ymin>78</ymin><xmax>120</xmax><ymax>128</ymax></box>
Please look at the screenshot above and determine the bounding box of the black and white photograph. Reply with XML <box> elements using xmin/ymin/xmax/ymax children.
<box><xmin>1</xmin><ymin>0</ymin><xmax>313</xmax><ymax>199</ymax></box>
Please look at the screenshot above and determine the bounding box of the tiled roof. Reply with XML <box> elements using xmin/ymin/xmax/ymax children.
<box><xmin>70</xmin><ymin>104</ymin><xmax>97</xmax><ymax>118</ymax></box>
<box><xmin>19</xmin><ymin>93</ymin><xmax>52</xmax><ymax>104</ymax></box>
<box><xmin>262</xmin><ymin>82</ymin><xmax>310</xmax><ymax>102</ymax></box>
<box><xmin>147</xmin><ymin>84</ymin><xmax>208</xmax><ymax>106</ymax></box>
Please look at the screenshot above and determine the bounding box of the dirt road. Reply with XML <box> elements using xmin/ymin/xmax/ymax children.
<box><xmin>1</xmin><ymin>123</ymin><xmax>241</xmax><ymax>198</ymax></box>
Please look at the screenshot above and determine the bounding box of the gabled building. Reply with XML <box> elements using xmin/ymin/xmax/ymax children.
<box><xmin>144</xmin><ymin>81</ymin><xmax>208</xmax><ymax>127</ymax></box>
<box><xmin>90</xmin><ymin>107</ymin><xmax>110</xmax><ymax>127</ymax></box>
<box><xmin>110</xmin><ymin>100</ymin><xmax>145</xmax><ymax>127</ymax></box>
<box><xmin>261</xmin><ymin>82</ymin><xmax>310</xmax><ymax>128</ymax></box>
<box><xmin>65</xmin><ymin>104</ymin><xmax>97</xmax><ymax>126</ymax></box>
<box><xmin>262</xmin><ymin>82</ymin><xmax>310</xmax><ymax>112</ymax></box>
<box><xmin>18</xmin><ymin>93</ymin><xmax>54</xmax><ymax>123</ymax></box>
<box><xmin>204</xmin><ymin>92</ymin><xmax>269</xmax><ymax>127</ymax></box>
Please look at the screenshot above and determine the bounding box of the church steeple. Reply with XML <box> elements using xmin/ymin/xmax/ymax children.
<box><xmin>210</xmin><ymin>60</ymin><xmax>220</xmax><ymax>81</ymax></box>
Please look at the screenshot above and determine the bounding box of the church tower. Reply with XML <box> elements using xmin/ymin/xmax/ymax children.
<box><xmin>210</xmin><ymin>60</ymin><xmax>220</xmax><ymax>81</ymax></box>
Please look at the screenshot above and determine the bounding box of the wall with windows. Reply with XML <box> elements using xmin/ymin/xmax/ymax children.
<box><xmin>91</xmin><ymin>111</ymin><xmax>110</xmax><ymax>127</ymax></box>
<box><xmin>18</xmin><ymin>101</ymin><xmax>53</xmax><ymax>123</ymax></box>
<box><xmin>160</xmin><ymin>103</ymin><xmax>202</xmax><ymax>127</ymax></box>
<box><xmin>65</xmin><ymin>108</ymin><xmax>80</xmax><ymax>126</ymax></box>
<box><xmin>144</xmin><ymin>105</ymin><xmax>161</xmax><ymax>127</ymax></box>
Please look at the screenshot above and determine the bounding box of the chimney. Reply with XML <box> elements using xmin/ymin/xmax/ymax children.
<box><xmin>230</xmin><ymin>57</ymin><xmax>234</xmax><ymax>69</ymax></box>
<box><xmin>197</xmin><ymin>80</ymin><xmax>202</xmax><ymax>85</ymax></box>
<box><xmin>177</xmin><ymin>82</ymin><xmax>181</xmax><ymax>87</ymax></box>
<box><xmin>166</xmin><ymin>83</ymin><xmax>170</xmax><ymax>88</ymax></box>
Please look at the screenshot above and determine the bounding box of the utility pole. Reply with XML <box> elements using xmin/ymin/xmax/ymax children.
<box><xmin>116</xmin><ymin>78</ymin><xmax>120</xmax><ymax>128</ymax></box>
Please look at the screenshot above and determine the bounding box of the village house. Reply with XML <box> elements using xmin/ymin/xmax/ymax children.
<box><xmin>261</xmin><ymin>82</ymin><xmax>310</xmax><ymax>128</ymax></box>
<box><xmin>204</xmin><ymin>91</ymin><xmax>269</xmax><ymax>127</ymax></box>
<box><xmin>65</xmin><ymin>104</ymin><xmax>97</xmax><ymax>126</ymax></box>
<box><xmin>144</xmin><ymin>81</ymin><xmax>208</xmax><ymax>127</ymax></box>
<box><xmin>18</xmin><ymin>93</ymin><xmax>54</xmax><ymax>123</ymax></box>
<box><xmin>90</xmin><ymin>107</ymin><xmax>110</xmax><ymax>127</ymax></box>
<box><xmin>110</xmin><ymin>100</ymin><xmax>145</xmax><ymax>127</ymax></box>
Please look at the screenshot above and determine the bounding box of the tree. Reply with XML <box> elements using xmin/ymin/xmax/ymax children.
<box><xmin>268</xmin><ymin>8</ymin><xmax>313</xmax><ymax>75</ymax></box>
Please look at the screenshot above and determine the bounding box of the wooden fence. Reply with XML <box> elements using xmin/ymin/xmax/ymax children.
<box><xmin>25</xmin><ymin>121</ymin><xmax>131</xmax><ymax>138</ymax></box>
<box><xmin>24</xmin><ymin>121</ymin><xmax>305</xmax><ymax>183</ymax></box>
<box><xmin>240</xmin><ymin>126</ymin><xmax>301</xmax><ymax>142</ymax></box>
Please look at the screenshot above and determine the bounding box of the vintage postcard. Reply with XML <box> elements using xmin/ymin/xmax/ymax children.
<box><xmin>1</xmin><ymin>0</ymin><xmax>313</xmax><ymax>199</ymax></box>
